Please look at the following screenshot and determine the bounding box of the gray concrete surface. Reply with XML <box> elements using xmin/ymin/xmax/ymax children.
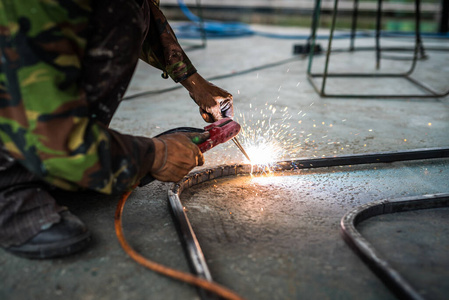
<box><xmin>182</xmin><ymin>159</ymin><xmax>449</xmax><ymax>300</ymax></box>
<box><xmin>1</xmin><ymin>23</ymin><xmax>449</xmax><ymax>300</ymax></box>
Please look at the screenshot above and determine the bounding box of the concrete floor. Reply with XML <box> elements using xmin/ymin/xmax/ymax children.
<box><xmin>1</xmin><ymin>24</ymin><xmax>449</xmax><ymax>300</ymax></box>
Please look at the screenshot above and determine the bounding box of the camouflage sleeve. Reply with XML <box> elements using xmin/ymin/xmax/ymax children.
<box><xmin>139</xmin><ymin>0</ymin><xmax>197</xmax><ymax>82</ymax></box>
<box><xmin>0</xmin><ymin>0</ymin><xmax>155</xmax><ymax>194</ymax></box>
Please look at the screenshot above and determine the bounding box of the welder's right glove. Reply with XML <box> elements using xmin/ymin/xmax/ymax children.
<box><xmin>150</xmin><ymin>132</ymin><xmax>209</xmax><ymax>182</ymax></box>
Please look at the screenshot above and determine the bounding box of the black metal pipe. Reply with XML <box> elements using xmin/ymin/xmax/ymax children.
<box><xmin>375</xmin><ymin>0</ymin><xmax>383</xmax><ymax>69</ymax></box>
<box><xmin>321</xmin><ymin>0</ymin><xmax>340</xmax><ymax>95</ymax></box>
<box><xmin>350</xmin><ymin>0</ymin><xmax>359</xmax><ymax>51</ymax></box>
<box><xmin>279</xmin><ymin>147</ymin><xmax>449</xmax><ymax>171</ymax></box>
<box><xmin>406</xmin><ymin>0</ymin><xmax>422</xmax><ymax>76</ymax></box>
<box><xmin>439</xmin><ymin>0</ymin><xmax>449</xmax><ymax>34</ymax></box>
<box><xmin>341</xmin><ymin>193</ymin><xmax>449</xmax><ymax>300</ymax></box>
<box><xmin>307</xmin><ymin>0</ymin><xmax>322</xmax><ymax>74</ymax></box>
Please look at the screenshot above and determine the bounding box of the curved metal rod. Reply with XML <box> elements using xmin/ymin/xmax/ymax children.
<box><xmin>168</xmin><ymin>147</ymin><xmax>449</xmax><ymax>299</ymax></box>
<box><xmin>341</xmin><ymin>193</ymin><xmax>449</xmax><ymax>300</ymax></box>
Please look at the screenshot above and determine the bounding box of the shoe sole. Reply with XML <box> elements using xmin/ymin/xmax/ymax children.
<box><xmin>6</xmin><ymin>231</ymin><xmax>92</xmax><ymax>259</ymax></box>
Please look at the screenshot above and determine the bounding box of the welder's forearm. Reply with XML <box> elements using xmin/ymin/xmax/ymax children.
<box><xmin>1</xmin><ymin>114</ymin><xmax>155</xmax><ymax>194</ymax></box>
<box><xmin>140</xmin><ymin>0</ymin><xmax>197</xmax><ymax>82</ymax></box>
<box><xmin>42</xmin><ymin>123</ymin><xmax>156</xmax><ymax>194</ymax></box>
<box><xmin>64</xmin><ymin>125</ymin><xmax>156</xmax><ymax>193</ymax></box>
<box><xmin>180</xmin><ymin>72</ymin><xmax>202</xmax><ymax>92</ymax></box>
<box><xmin>106</xmin><ymin>128</ymin><xmax>156</xmax><ymax>191</ymax></box>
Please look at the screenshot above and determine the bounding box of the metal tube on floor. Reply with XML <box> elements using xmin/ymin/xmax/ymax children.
<box><xmin>341</xmin><ymin>193</ymin><xmax>449</xmax><ymax>300</ymax></box>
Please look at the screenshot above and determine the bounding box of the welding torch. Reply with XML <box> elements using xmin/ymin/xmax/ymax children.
<box><xmin>139</xmin><ymin>117</ymin><xmax>250</xmax><ymax>186</ymax></box>
<box><xmin>199</xmin><ymin>118</ymin><xmax>251</xmax><ymax>162</ymax></box>
<box><xmin>202</xmin><ymin>101</ymin><xmax>251</xmax><ymax>162</ymax></box>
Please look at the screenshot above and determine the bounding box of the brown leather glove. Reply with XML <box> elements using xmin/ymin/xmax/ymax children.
<box><xmin>150</xmin><ymin>132</ymin><xmax>209</xmax><ymax>182</ymax></box>
<box><xmin>181</xmin><ymin>73</ymin><xmax>234</xmax><ymax>123</ymax></box>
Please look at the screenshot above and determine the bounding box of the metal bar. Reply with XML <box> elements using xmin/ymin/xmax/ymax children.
<box><xmin>332</xmin><ymin>46</ymin><xmax>448</xmax><ymax>53</ymax></box>
<box><xmin>307</xmin><ymin>0</ymin><xmax>322</xmax><ymax>75</ymax></box>
<box><xmin>349</xmin><ymin>0</ymin><xmax>359</xmax><ymax>52</ymax></box>
<box><xmin>307</xmin><ymin>72</ymin><xmax>449</xmax><ymax>98</ymax></box>
<box><xmin>404</xmin><ymin>75</ymin><xmax>440</xmax><ymax>96</ymax></box>
<box><xmin>405</xmin><ymin>0</ymin><xmax>421</xmax><ymax>76</ymax></box>
<box><xmin>349</xmin><ymin>0</ymin><xmax>359</xmax><ymax>51</ymax></box>
<box><xmin>168</xmin><ymin>189</ymin><xmax>218</xmax><ymax>300</ymax></box>
<box><xmin>196</xmin><ymin>0</ymin><xmax>207</xmax><ymax>48</ymax></box>
<box><xmin>439</xmin><ymin>0</ymin><xmax>449</xmax><ymax>34</ymax></box>
<box><xmin>178</xmin><ymin>0</ymin><xmax>207</xmax><ymax>51</ymax></box>
<box><xmin>375</xmin><ymin>0</ymin><xmax>382</xmax><ymax>70</ymax></box>
<box><xmin>277</xmin><ymin>148</ymin><xmax>449</xmax><ymax>171</ymax></box>
<box><xmin>306</xmin><ymin>72</ymin><xmax>325</xmax><ymax>97</ymax></box>
<box><xmin>306</xmin><ymin>0</ymin><xmax>446</xmax><ymax>99</ymax></box>
<box><xmin>341</xmin><ymin>193</ymin><xmax>449</xmax><ymax>300</ymax></box>
<box><xmin>169</xmin><ymin>147</ymin><xmax>449</xmax><ymax>300</ymax></box>
<box><xmin>321</xmin><ymin>0</ymin><xmax>340</xmax><ymax>96</ymax></box>
<box><xmin>168</xmin><ymin>190</ymin><xmax>213</xmax><ymax>281</ymax></box>
<box><xmin>310</xmin><ymin>72</ymin><xmax>408</xmax><ymax>78</ymax></box>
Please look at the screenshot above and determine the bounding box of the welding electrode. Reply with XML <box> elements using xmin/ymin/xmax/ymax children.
<box><xmin>232</xmin><ymin>137</ymin><xmax>251</xmax><ymax>162</ymax></box>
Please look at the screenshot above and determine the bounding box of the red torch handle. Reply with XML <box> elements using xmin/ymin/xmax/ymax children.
<box><xmin>197</xmin><ymin>118</ymin><xmax>241</xmax><ymax>153</ymax></box>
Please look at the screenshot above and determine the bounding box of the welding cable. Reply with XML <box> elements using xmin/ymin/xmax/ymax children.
<box><xmin>174</xmin><ymin>0</ymin><xmax>368</xmax><ymax>40</ymax></box>
<box><xmin>173</xmin><ymin>0</ymin><xmax>449</xmax><ymax>40</ymax></box>
<box><xmin>114</xmin><ymin>186</ymin><xmax>245</xmax><ymax>300</ymax></box>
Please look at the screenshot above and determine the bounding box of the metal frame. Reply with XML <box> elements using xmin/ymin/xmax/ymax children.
<box><xmin>168</xmin><ymin>147</ymin><xmax>449</xmax><ymax>299</ymax></box>
<box><xmin>341</xmin><ymin>193</ymin><xmax>449</xmax><ymax>300</ymax></box>
<box><xmin>306</xmin><ymin>0</ymin><xmax>449</xmax><ymax>98</ymax></box>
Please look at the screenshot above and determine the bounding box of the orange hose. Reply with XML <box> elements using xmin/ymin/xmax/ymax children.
<box><xmin>115</xmin><ymin>187</ymin><xmax>245</xmax><ymax>300</ymax></box>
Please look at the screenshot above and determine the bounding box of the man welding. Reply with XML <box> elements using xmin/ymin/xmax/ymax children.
<box><xmin>0</xmin><ymin>0</ymin><xmax>233</xmax><ymax>258</ymax></box>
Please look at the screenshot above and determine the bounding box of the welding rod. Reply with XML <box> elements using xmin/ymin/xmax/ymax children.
<box><xmin>232</xmin><ymin>137</ymin><xmax>251</xmax><ymax>162</ymax></box>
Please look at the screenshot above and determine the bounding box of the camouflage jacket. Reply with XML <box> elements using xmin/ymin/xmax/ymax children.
<box><xmin>0</xmin><ymin>0</ymin><xmax>197</xmax><ymax>194</ymax></box>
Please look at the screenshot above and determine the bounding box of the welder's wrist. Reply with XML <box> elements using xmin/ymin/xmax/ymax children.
<box><xmin>180</xmin><ymin>72</ymin><xmax>203</xmax><ymax>93</ymax></box>
<box><xmin>151</xmin><ymin>138</ymin><xmax>167</xmax><ymax>173</ymax></box>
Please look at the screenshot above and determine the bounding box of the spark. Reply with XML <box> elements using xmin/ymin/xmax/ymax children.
<box><xmin>235</xmin><ymin>104</ymin><xmax>304</xmax><ymax>174</ymax></box>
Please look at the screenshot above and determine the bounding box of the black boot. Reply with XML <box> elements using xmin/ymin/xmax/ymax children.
<box><xmin>0</xmin><ymin>148</ymin><xmax>91</xmax><ymax>259</ymax></box>
<box><xmin>5</xmin><ymin>210</ymin><xmax>91</xmax><ymax>259</ymax></box>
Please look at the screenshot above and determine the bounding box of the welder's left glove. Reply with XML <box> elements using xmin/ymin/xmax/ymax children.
<box><xmin>181</xmin><ymin>73</ymin><xmax>233</xmax><ymax>123</ymax></box>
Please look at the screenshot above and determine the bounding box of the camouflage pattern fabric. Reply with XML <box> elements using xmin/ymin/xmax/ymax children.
<box><xmin>140</xmin><ymin>0</ymin><xmax>197</xmax><ymax>82</ymax></box>
<box><xmin>0</xmin><ymin>0</ymin><xmax>197</xmax><ymax>195</ymax></box>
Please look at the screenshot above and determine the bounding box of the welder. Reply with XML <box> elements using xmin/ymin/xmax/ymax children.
<box><xmin>0</xmin><ymin>0</ymin><xmax>233</xmax><ymax>258</ymax></box>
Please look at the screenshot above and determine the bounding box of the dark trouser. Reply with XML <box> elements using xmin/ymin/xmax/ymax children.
<box><xmin>0</xmin><ymin>0</ymin><xmax>149</xmax><ymax>247</ymax></box>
